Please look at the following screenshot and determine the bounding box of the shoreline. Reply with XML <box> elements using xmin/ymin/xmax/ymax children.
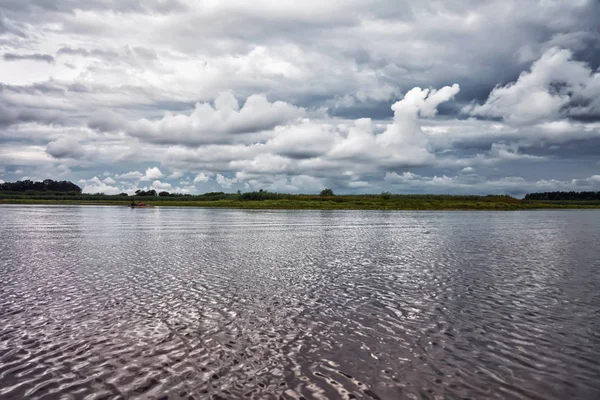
<box><xmin>2</xmin><ymin>198</ymin><xmax>599</xmax><ymax>210</ymax></box>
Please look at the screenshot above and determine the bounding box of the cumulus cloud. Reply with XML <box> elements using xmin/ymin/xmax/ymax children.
<box><xmin>331</xmin><ymin>84</ymin><xmax>460</xmax><ymax>167</ymax></box>
<box><xmin>140</xmin><ymin>167</ymin><xmax>163</xmax><ymax>181</ymax></box>
<box><xmin>116</xmin><ymin>171</ymin><xmax>143</xmax><ymax>180</ymax></box>
<box><xmin>127</xmin><ymin>92</ymin><xmax>305</xmax><ymax>145</ymax></box>
<box><xmin>81</xmin><ymin>176</ymin><xmax>121</xmax><ymax>195</ymax></box>
<box><xmin>46</xmin><ymin>137</ymin><xmax>86</xmax><ymax>159</ymax></box>
<box><xmin>193</xmin><ymin>173</ymin><xmax>211</xmax><ymax>183</ymax></box>
<box><xmin>151</xmin><ymin>180</ymin><xmax>172</xmax><ymax>190</ymax></box>
<box><xmin>216</xmin><ymin>174</ymin><xmax>238</xmax><ymax>189</ymax></box>
<box><xmin>267</xmin><ymin>122</ymin><xmax>337</xmax><ymax>160</ymax></box>
<box><xmin>467</xmin><ymin>48</ymin><xmax>600</xmax><ymax>125</ymax></box>
<box><xmin>384</xmin><ymin>171</ymin><xmax>419</xmax><ymax>183</ymax></box>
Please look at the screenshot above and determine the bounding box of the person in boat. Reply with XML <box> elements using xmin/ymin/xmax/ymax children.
<box><xmin>138</xmin><ymin>201</ymin><xmax>143</xmax><ymax>207</ymax></box>
<box><xmin>130</xmin><ymin>200</ymin><xmax>135</xmax><ymax>207</ymax></box>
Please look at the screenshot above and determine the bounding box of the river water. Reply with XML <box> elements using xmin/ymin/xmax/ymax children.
<box><xmin>0</xmin><ymin>205</ymin><xmax>599</xmax><ymax>399</ymax></box>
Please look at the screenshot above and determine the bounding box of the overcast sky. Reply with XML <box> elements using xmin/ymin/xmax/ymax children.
<box><xmin>1</xmin><ymin>0</ymin><xmax>599</xmax><ymax>196</ymax></box>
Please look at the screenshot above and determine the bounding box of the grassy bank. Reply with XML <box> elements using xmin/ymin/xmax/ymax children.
<box><xmin>2</xmin><ymin>195</ymin><xmax>600</xmax><ymax>210</ymax></box>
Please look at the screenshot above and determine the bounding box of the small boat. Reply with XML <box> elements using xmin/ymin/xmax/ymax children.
<box><xmin>129</xmin><ymin>204</ymin><xmax>155</xmax><ymax>208</ymax></box>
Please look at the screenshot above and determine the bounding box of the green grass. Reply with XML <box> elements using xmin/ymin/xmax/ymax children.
<box><xmin>2</xmin><ymin>195</ymin><xmax>600</xmax><ymax>210</ymax></box>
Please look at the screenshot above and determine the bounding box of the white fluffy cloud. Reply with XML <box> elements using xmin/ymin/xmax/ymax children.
<box><xmin>193</xmin><ymin>173</ymin><xmax>211</xmax><ymax>183</ymax></box>
<box><xmin>330</xmin><ymin>84</ymin><xmax>460</xmax><ymax>166</ymax></box>
<box><xmin>216</xmin><ymin>174</ymin><xmax>238</xmax><ymax>189</ymax></box>
<box><xmin>157</xmin><ymin>84</ymin><xmax>458</xmax><ymax>187</ymax></box>
<box><xmin>467</xmin><ymin>47</ymin><xmax>600</xmax><ymax>125</ymax></box>
<box><xmin>81</xmin><ymin>176</ymin><xmax>121</xmax><ymax>195</ymax></box>
<box><xmin>151</xmin><ymin>180</ymin><xmax>172</xmax><ymax>190</ymax></box>
<box><xmin>140</xmin><ymin>167</ymin><xmax>163</xmax><ymax>181</ymax></box>
<box><xmin>116</xmin><ymin>171</ymin><xmax>144</xmax><ymax>180</ymax></box>
<box><xmin>128</xmin><ymin>92</ymin><xmax>305</xmax><ymax>145</ymax></box>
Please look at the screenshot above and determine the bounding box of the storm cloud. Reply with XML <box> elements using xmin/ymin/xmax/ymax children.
<box><xmin>0</xmin><ymin>0</ymin><xmax>599</xmax><ymax>195</ymax></box>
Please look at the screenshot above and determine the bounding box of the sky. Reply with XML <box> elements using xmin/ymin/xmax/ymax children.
<box><xmin>1</xmin><ymin>0</ymin><xmax>599</xmax><ymax>196</ymax></box>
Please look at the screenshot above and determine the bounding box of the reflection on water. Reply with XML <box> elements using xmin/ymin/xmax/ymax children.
<box><xmin>1</xmin><ymin>206</ymin><xmax>599</xmax><ymax>399</ymax></box>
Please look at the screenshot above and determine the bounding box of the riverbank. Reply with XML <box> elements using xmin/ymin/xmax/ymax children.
<box><xmin>2</xmin><ymin>197</ymin><xmax>600</xmax><ymax>210</ymax></box>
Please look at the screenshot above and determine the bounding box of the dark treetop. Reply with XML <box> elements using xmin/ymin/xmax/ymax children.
<box><xmin>524</xmin><ymin>191</ymin><xmax>600</xmax><ymax>201</ymax></box>
<box><xmin>0</xmin><ymin>179</ymin><xmax>82</xmax><ymax>193</ymax></box>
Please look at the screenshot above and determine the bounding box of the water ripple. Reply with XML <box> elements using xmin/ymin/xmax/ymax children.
<box><xmin>1</xmin><ymin>206</ymin><xmax>599</xmax><ymax>399</ymax></box>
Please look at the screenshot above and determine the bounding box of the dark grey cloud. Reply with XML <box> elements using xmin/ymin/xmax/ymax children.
<box><xmin>87</xmin><ymin>109</ymin><xmax>125</xmax><ymax>132</ymax></box>
<box><xmin>0</xmin><ymin>105</ymin><xmax>62</xmax><ymax>128</ymax></box>
<box><xmin>0</xmin><ymin>82</ymin><xmax>64</xmax><ymax>95</ymax></box>
<box><xmin>0</xmin><ymin>83</ymin><xmax>69</xmax><ymax>129</ymax></box>
<box><xmin>46</xmin><ymin>137</ymin><xmax>86</xmax><ymax>159</ymax></box>
<box><xmin>522</xmin><ymin>137</ymin><xmax>600</xmax><ymax>160</ymax></box>
<box><xmin>3</xmin><ymin>53</ymin><xmax>54</xmax><ymax>63</ymax></box>
<box><xmin>277</xmin><ymin>150</ymin><xmax>323</xmax><ymax>160</ymax></box>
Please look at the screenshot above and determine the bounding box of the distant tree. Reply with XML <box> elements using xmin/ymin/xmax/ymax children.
<box><xmin>0</xmin><ymin>179</ymin><xmax>81</xmax><ymax>193</ymax></box>
<box><xmin>320</xmin><ymin>188</ymin><xmax>334</xmax><ymax>197</ymax></box>
<box><xmin>119</xmin><ymin>192</ymin><xmax>128</xmax><ymax>196</ymax></box>
<box><xmin>133</xmin><ymin>189</ymin><xmax>157</xmax><ymax>196</ymax></box>
<box><xmin>381</xmin><ymin>191</ymin><xmax>392</xmax><ymax>199</ymax></box>
<box><xmin>240</xmin><ymin>189</ymin><xmax>283</xmax><ymax>201</ymax></box>
<box><xmin>159</xmin><ymin>191</ymin><xmax>170</xmax><ymax>197</ymax></box>
<box><xmin>524</xmin><ymin>191</ymin><xmax>600</xmax><ymax>201</ymax></box>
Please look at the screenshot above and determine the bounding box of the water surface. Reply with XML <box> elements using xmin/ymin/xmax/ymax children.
<box><xmin>1</xmin><ymin>206</ymin><xmax>599</xmax><ymax>399</ymax></box>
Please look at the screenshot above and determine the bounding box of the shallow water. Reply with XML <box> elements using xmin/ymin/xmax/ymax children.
<box><xmin>0</xmin><ymin>205</ymin><xmax>599</xmax><ymax>399</ymax></box>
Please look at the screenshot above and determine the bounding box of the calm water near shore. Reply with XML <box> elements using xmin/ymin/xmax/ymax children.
<box><xmin>1</xmin><ymin>205</ymin><xmax>599</xmax><ymax>399</ymax></box>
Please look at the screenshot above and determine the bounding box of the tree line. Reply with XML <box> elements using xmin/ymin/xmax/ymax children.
<box><xmin>5</xmin><ymin>179</ymin><xmax>596</xmax><ymax>202</ymax></box>
<box><xmin>0</xmin><ymin>179</ymin><xmax>81</xmax><ymax>193</ymax></box>
<box><xmin>524</xmin><ymin>191</ymin><xmax>600</xmax><ymax>201</ymax></box>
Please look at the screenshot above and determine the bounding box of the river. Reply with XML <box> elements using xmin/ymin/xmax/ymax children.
<box><xmin>1</xmin><ymin>205</ymin><xmax>599</xmax><ymax>399</ymax></box>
